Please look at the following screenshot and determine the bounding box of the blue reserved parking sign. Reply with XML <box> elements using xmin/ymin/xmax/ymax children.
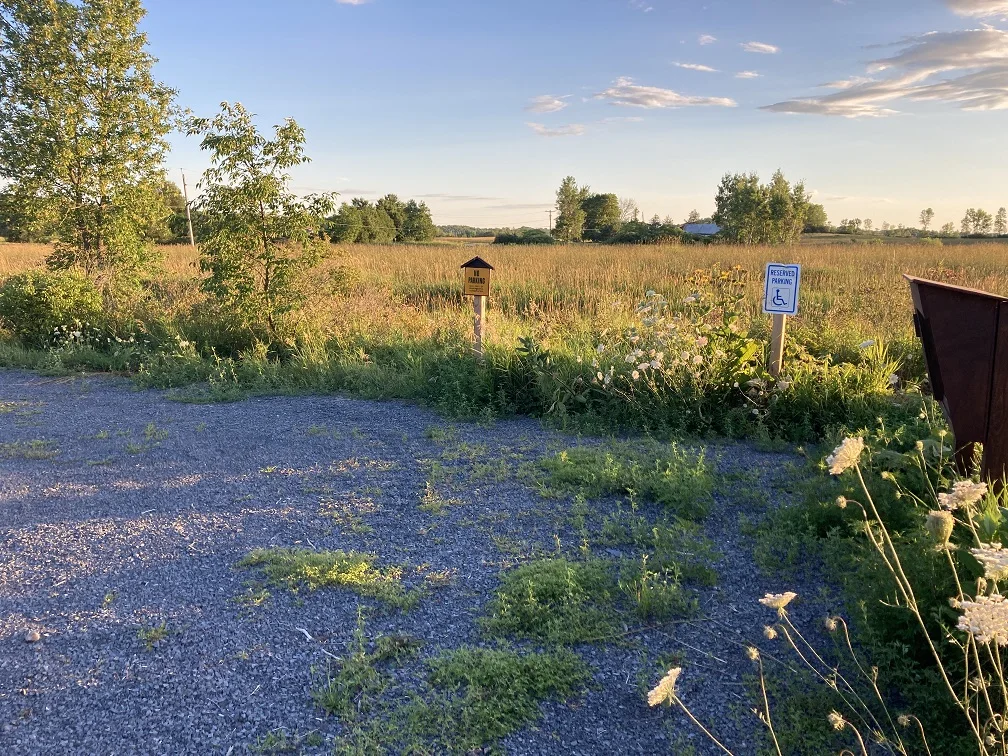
<box><xmin>763</xmin><ymin>263</ymin><xmax>801</xmax><ymax>316</ymax></box>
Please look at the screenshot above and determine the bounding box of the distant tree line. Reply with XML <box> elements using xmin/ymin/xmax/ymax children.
<box><xmin>437</xmin><ymin>225</ymin><xmax>506</xmax><ymax>238</ymax></box>
<box><xmin>326</xmin><ymin>194</ymin><xmax>436</xmax><ymax>244</ymax></box>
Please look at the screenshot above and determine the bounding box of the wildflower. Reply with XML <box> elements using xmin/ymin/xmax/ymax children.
<box><xmin>695</xmin><ymin>336</ymin><xmax>708</xmax><ymax>348</ymax></box>
<box><xmin>632</xmin><ymin>371</ymin><xmax>640</xmax><ymax>381</ymax></box>
<box><xmin>828</xmin><ymin>711</ymin><xmax>846</xmax><ymax>731</ymax></box>
<box><xmin>775</xmin><ymin>379</ymin><xmax>792</xmax><ymax>390</ymax></box>
<box><xmin>649</xmin><ymin>360</ymin><xmax>660</xmax><ymax>370</ymax></box>
<box><xmin>638</xmin><ymin>362</ymin><xmax>650</xmax><ymax>371</ymax></box>
<box><xmin>733</xmin><ymin>381</ymin><xmax>739</xmax><ymax>388</ymax></box>
<box><xmin>889</xmin><ymin>374</ymin><xmax>899</xmax><ymax>387</ymax></box>
<box><xmin>938</xmin><ymin>480</ymin><xmax>988</xmax><ymax>511</ymax></box>
<box><xmin>836</xmin><ymin>496</ymin><xmax>847</xmax><ymax>509</ymax></box>
<box><xmin>759</xmin><ymin>592</ymin><xmax>797</xmax><ymax>612</ymax></box>
<box><xmin>692</xmin><ymin>355</ymin><xmax>703</xmax><ymax>365</ymax></box>
<box><xmin>826</xmin><ymin>437</ymin><xmax>864</xmax><ymax>475</ymax></box>
<box><xmin>971</xmin><ymin>543</ymin><xmax>1008</xmax><ymax>581</ymax></box>
<box><xmin>592</xmin><ymin>359</ymin><xmax>599</xmax><ymax>369</ymax></box>
<box><xmin>746</xmin><ymin>646</ymin><xmax>760</xmax><ymax>661</ymax></box>
<box><xmin>576</xmin><ymin>356</ymin><xmax>582</xmax><ymax>364</ymax></box>
<box><xmin>596</xmin><ymin>372</ymin><xmax>604</xmax><ymax>382</ymax></box>
<box><xmin>680</xmin><ymin>351</ymin><xmax>690</xmax><ymax>361</ymax></box>
<box><xmin>897</xmin><ymin>714</ymin><xmax>910</xmax><ymax>728</ymax></box>
<box><xmin>647</xmin><ymin>667</ymin><xmax>681</xmax><ymax>707</ymax></box>
<box><xmin>646</xmin><ymin>289</ymin><xmax>656</xmax><ymax>298</ymax></box>
<box><xmin>926</xmin><ymin>510</ymin><xmax>955</xmax><ymax>549</ymax></box>
<box><xmin>763</xmin><ymin>625</ymin><xmax>777</xmax><ymax>640</ymax></box>
<box><xmin>859</xmin><ymin>340</ymin><xmax>875</xmax><ymax>349</ymax></box>
<box><xmin>956</xmin><ymin>593</ymin><xmax>1008</xmax><ymax>645</ymax></box>
<box><xmin>683</xmin><ymin>296</ymin><xmax>697</xmax><ymax>305</ymax></box>
<box><xmin>596</xmin><ymin>344</ymin><xmax>605</xmax><ymax>354</ymax></box>
<box><xmin>915</xmin><ymin>440</ymin><xmax>925</xmax><ymax>451</ymax></box>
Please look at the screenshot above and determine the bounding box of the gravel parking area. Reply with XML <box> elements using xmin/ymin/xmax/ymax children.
<box><xmin>0</xmin><ymin>370</ymin><xmax>831</xmax><ymax>755</ymax></box>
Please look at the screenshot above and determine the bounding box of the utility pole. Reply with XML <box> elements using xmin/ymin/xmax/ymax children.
<box><xmin>547</xmin><ymin>210</ymin><xmax>553</xmax><ymax>233</ymax></box>
<box><xmin>181</xmin><ymin>169</ymin><xmax>196</xmax><ymax>247</ymax></box>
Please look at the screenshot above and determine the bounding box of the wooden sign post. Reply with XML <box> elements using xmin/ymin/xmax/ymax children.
<box><xmin>762</xmin><ymin>263</ymin><xmax>801</xmax><ymax>378</ymax></box>
<box><xmin>461</xmin><ymin>256</ymin><xmax>493</xmax><ymax>360</ymax></box>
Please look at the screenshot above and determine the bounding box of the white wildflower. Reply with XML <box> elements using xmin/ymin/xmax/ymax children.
<box><xmin>650</xmin><ymin>360</ymin><xmax>660</xmax><ymax>370</ymax></box>
<box><xmin>692</xmin><ymin>355</ymin><xmax>703</xmax><ymax>365</ymax></box>
<box><xmin>889</xmin><ymin>374</ymin><xmax>899</xmax><ymax>387</ymax></box>
<box><xmin>648</xmin><ymin>667</ymin><xmax>681</xmax><ymax>707</ymax></box>
<box><xmin>926</xmin><ymin>510</ymin><xmax>955</xmax><ymax>550</ymax></box>
<box><xmin>632</xmin><ymin>370</ymin><xmax>640</xmax><ymax>381</ymax></box>
<box><xmin>826</xmin><ymin>437</ymin><xmax>864</xmax><ymax>475</ymax></box>
<box><xmin>683</xmin><ymin>296</ymin><xmax>697</xmax><ymax>305</ymax></box>
<box><xmin>759</xmin><ymin>592</ymin><xmax>797</xmax><ymax>611</ymax></box>
<box><xmin>956</xmin><ymin>593</ymin><xmax>1008</xmax><ymax>645</ymax></box>
<box><xmin>828</xmin><ymin>711</ymin><xmax>846</xmax><ymax>731</ymax></box>
<box><xmin>680</xmin><ymin>351</ymin><xmax>690</xmax><ymax>361</ymax></box>
<box><xmin>638</xmin><ymin>362</ymin><xmax>650</xmax><ymax>371</ymax></box>
<box><xmin>859</xmin><ymin>340</ymin><xmax>875</xmax><ymax>349</ymax></box>
<box><xmin>596</xmin><ymin>372</ymin><xmax>604</xmax><ymax>382</ymax></box>
<box><xmin>695</xmin><ymin>336</ymin><xmax>708</xmax><ymax>348</ymax></box>
<box><xmin>971</xmin><ymin>543</ymin><xmax>1008</xmax><ymax>581</ymax></box>
<box><xmin>596</xmin><ymin>344</ymin><xmax>605</xmax><ymax>354</ymax></box>
<box><xmin>939</xmin><ymin>480</ymin><xmax>988</xmax><ymax>511</ymax></box>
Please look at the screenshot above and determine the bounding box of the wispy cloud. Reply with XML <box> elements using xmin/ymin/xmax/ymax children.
<box><xmin>417</xmin><ymin>194</ymin><xmax>502</xmax><ymax>202</ymax></box>
<box><xmin>741</xmin><ymin>41</ymin><xmax>780</xmax><ymax>54</ymax></box>
<box><xmin>735</xmin><ymin>70</ymin><xmax>762</xmax><ymax>79</ymax></box>
<box><xmin>335</xmin><ymin>0</ymin><xmax>370</xmax><ymax>4</ymax></box>
<box><xmin>594</xmin><ymin>77</ymin><xmax>736</xmax><ymax>108</ymax></box>
<box><xmin>526</xmin><ymin>122</ymin><xmax>586</xmax><ymax>137</ymax></box>
<box><xmin>525</xmin><ymin>94</ymin><xmax>570</xmax><ymax>113</ymax></box>
<box><xmin>599</xmin><ymin>116</ymin><xmax>645</xmax><ymax>123</ymax></box>
<box><xmin>674</xmin><ymin>62</ymin><xmax>719</xmax><ymax>73</ymax></box>
<box><xmin>763</xmin><ymin>27</ymin><xmax>1008</xmax><ymax>117</ymax></box>
<box><xmin>946</xmin><ymin>0</ymin><xmax>1008</xmax><ymax>16</ymax></box>
<box><xmin>629</xmin><ymin>0</ymin><xmax>654</xmax><ymax>11</ymax></box>
<box><xmin>699</xmin><ymin>34</ymin><xmax>717</xmax><ymax>45</ymax></box>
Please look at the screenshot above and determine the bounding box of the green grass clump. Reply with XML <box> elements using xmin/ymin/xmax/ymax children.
<box><xmin>600</xmin><ymin>510</ymin><xmax>719</xmax><ymax>587</ymax></box>
<box><xmin>137</xmin><ymin>621</ymin><xmax>169</xmax><ymax>650</ymax></box>
<box><xmin>407</xmin><ymin>647</ymin><xmax>591</xmax><ymax>754</ymax></box>
<box><xmin>238</xmin><ymin>548</ymin><xmax>422</xmax><ymax>610</ymax></box>
<box><xmin>251</xmin><ymin>728</ymin><xmax>322</xmax><ymax>754</ymax></box>
<box><xmin>0</xmin><ymin>439</ymin><xmax>58</xmax><ymax>459</ymax></box>
<box><xmin>539</xmin><ymin>443</ymin><xmax>713</xmax><ymax>518</ymax></box>
<box><xmin>481</xmin><ymin>558</ymin><xmax>620</xmax><ymax>644</ymax></box>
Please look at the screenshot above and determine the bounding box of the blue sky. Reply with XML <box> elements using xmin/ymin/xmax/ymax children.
<box><xmin>145</xmin><ymin>0</ymin><xmax>1008</xmax><ymax>228</ymax></box>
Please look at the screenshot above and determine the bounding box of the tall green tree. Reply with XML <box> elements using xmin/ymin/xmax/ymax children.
<box><xmin>919</xmin><ymin>208</ymin><xmax>934</xmax><ymax>232</ymax></box>
<box><xmin>553</xmin><ymin>176</ymin><xmax>589</xmax><ymax>242</ymax></box>
<box><xmin>581</xmin><ymin>193</ymin><xmax>621</xmax><ymax>241</ymax></box>
<box><xmin>996</xmin><ymin>207</ymin><xmax>1007</xmax><ymax>236</ymax></box>
<box><xmin>0</xmin><ymin>0</ymin><xmax>176</xmax><ymax>280</ymax></box>
<box><xmin>187</xmin><ymin>102</ymin><xmax>335</xmax><ymax>333</ymax></box>
<box><xmin>327</xmin><ymin>202</ymin><xmax>363</xmax><ymax>243</ymax></box>
<box><xmin>804</xmin><ymin>203</ymin><xmax>828</xmax><ymax>231</ymax></box>
<box><xmin>401</xmin><ymin>200</ymin><xmax>436</xmax><ymax>242</ymax></box>
<box><xmin>376</xmin><ymin>194</ymin><xmax>406</xmax><ymax>239</ymax></box>
<box><xmin>715</xmin><ymin>171</ymin><xmax>808</xmax><ymax>245</ymax></box>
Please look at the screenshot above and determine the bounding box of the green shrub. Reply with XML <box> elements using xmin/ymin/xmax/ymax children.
<box><xmin>0</xmin><ymin>270</ymin><xmax>103</xmax><ymax>348</ymax></box>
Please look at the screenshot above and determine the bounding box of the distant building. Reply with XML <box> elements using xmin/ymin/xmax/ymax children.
<box><xmin>683</xmin><ymin>223</ymin><xmax>722</xmax><ymax>236</ymax></box>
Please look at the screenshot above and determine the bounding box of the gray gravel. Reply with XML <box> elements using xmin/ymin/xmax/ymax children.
<box><xmin>0</xmin><ymin>369</ymin><xmax>834</xmax><ymax>755</ymax></box>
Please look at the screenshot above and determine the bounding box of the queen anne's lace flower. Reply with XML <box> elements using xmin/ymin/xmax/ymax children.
<box><xmin>938</xmin><ymin>480</ymin><xmax>988</xmax><ymax>511</ymax></box>
<box><xmin>955</xmin><ymin>593</ymin><xmax>1008</xmax><ymax>645</ymax></box>
<box><xmin>647</xmin><ymin>667</ymin><xmax>681</xmax><ymax>706</ymax></box>
<box><xmin>925</xmin><ymin>510</ymin><xmax>955</xmax><ymax>549</ymax></box>
<box><xmin>971</xmin><ymin>543</ymin><xmax>1008</xmax><ymax>581</ymax></box>
<box><xmin>826</xmin><ymin>437</ymin><xmax>864</xmax><ymax>475</ymax></box>
<box><xmin>759</xmin><ymin>592</ymin><xmax>797</xmax><ymax>611</ymax></box>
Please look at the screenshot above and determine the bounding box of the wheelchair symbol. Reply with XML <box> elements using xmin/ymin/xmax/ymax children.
<box><xmin>772</xmin><ymin>289</ymin><xmax>788</xmax><ymax>308</ymax></box>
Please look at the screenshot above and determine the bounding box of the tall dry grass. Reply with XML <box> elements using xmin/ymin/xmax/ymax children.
<box><xmin>3</xmin><ymin>239</ymin><xmax>1007</xmax><ymax>358</ymax></box>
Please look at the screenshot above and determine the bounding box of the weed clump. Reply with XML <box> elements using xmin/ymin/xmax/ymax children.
<box><xmin>407</xmin><ymin>647</ymin><xmax>591</xmax><ymax>753</ymax></box>
<box><xmin>238</xmin><ymin>548</ymin><xmax>423</xmax><ymax>610</ymax></box>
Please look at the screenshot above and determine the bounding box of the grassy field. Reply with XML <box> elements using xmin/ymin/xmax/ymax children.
<box><xmin>4</xmin><ymin>238</ymin><xmax>1005</xmax><ymax>357</ymax></box>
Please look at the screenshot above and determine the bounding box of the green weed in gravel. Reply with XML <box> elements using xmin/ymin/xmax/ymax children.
<box><xmin>137</xmin><ymin>621</ymin><xmax>169</xmax><ymax>650</ymax></box>
<box><xmin>0</xmin><ymin>439</ymin><xmax>57</xmax><ymax>459</ymax></box>
<box><xmin>481</xmin><ymin>557</ymin><xmax>621</xmax><ymax>644</ymax></box>
<box><xmin>538</xmin><ymin>442</ymin><xmax>712</xmax><ymax>518</ymax></box>
<box><xmin>250</xmin><ymin>728</ymin><xmax>323</xmax><ymax>754</ymax></box>
<box><xmin>238</xmin><ymin>548</ymin><xmax>423</xmax><ymax>610</ymax></box>
<box><xmin>406</xmin><ymin>647</ymin><xmax>591</xmax><ymax>754</ymax></box>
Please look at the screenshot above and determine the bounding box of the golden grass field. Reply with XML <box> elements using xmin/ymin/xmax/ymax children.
<box><xmin>2</xmin><ymin>239</ymin><xmax>1006</xmax><ymax>360</ymax></box>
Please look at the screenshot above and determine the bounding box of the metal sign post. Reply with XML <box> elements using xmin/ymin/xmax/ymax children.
<box><xmin>461</xmin><ymin>256</ymin><xmax>493</xmax><ymax>360</ymax></box>
<box><xmin>762</xmin><ymin>263</ymin><xmax>801</xmax><ymax>378</ymax></box>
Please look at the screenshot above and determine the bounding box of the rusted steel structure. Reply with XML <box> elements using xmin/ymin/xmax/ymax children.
<box><xmin>906</xmin><ymin>276</ymin><xmax>1008</xmax><ymax>482</ymax></box>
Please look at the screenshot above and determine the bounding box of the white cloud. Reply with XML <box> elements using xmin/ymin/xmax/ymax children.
<box><xmin>735</xmin><ymin>70</ymin><xmax>762</xmax><ymax>79</ymax></box>
<box><xmin>946</xmin><ymin>0</ymin><xmax>1008</xmax><ymax>16</ymax></box>
<box><xmin>594</xmin><ymin>77</ymin><xmax>737</xmax><ymax>108</ymax></box>
<box><xmin>763</xmin><ymin>27</ymin><xmax>1008</xmax><ymax>117</ymax></box>
<box><xmin>599</xmin><ymin>116</ymin><xmax>645</xmax><ymax>123</ymax></box>
<box><xmin>741</xmin><ymin>41</ymin><xmax>780</xmax><ymax>54</ymax></box>
<box><xmin>525</xmin><ymin>95</ymin><xmax>569</xmax><ymax>113</ymax></box>
<box><xmin>335</xmin><ymin>0</ymin><xmax>369</xmax><ymax>4</ymax></box>
<box><xmin>699</xmin><ymin>34</ymin><xmax>717</xmax><ymax>45</ymax></box>
<box><xmin>526</xmin><ymin>122</ymin><xmax>586</xmax><ymax>137</ymax></box>
<box><xmin>674</xmin><ymin>62</ymin><xmax>719</xmax><ymax>72</ymax></box>
<box><xmin>629</xmin><ymin>0</ymin><xmax>654</xmax><ymax>11</ymax></box>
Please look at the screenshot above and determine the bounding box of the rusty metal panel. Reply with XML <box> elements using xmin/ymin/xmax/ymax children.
<box><xmin>986</xmin><ymin>310</ymin><xmax>1008</xmax><ymax>482</ymax></box>
<box><xmin>906</xmin><ymin>276</ymin><xmax>1005</xmax><ymax>474</ymax></box>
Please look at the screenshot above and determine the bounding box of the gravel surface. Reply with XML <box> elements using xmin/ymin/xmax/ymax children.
<box><xmin>0</xmin><ymin>369</ymin><xmax>835</xmax><ymax>755</ymax></box>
